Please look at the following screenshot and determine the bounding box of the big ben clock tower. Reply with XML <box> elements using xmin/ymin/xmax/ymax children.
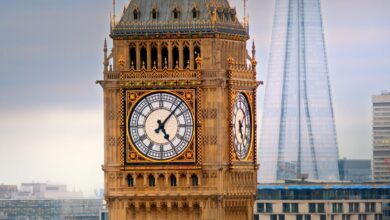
<box><xmin>97</xmin><ymin>0</ymin><xmax>260</xmax><ymax>219</ymax></box>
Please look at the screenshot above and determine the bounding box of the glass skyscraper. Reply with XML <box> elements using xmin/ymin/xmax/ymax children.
<box><xmin>260</xmin><ymin>0</ymin><xmax>339</xmax><ymax>182</ymax></box>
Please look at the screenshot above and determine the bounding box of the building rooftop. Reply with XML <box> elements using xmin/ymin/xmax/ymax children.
<box><xmin>111</xmin><ymin>0</ymin><xmax>248</xmax><ymax>38</ymax></box>
<box><xmin>258</xmin><ymin>180</ymin><xmax>390</xmax><ymax>190</ymax></box>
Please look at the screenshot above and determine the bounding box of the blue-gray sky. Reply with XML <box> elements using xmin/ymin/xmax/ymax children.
<box><xmin>0</xmin><ymin>0</ymin><xmax>389</xmax><ymax>194</ymax></box>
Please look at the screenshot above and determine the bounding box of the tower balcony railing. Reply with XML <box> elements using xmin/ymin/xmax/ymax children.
<box><xmin>104</xmin><ymin>68</ymin><xmax>199</xmax><ymax>81</ymax></box>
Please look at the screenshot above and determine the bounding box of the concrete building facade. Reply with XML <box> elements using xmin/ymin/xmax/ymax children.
<box><xmin>372</xmin><ymin>91</ymin><xmax>390</xmax><ymax>181</ymax></box>
<box><xmin>255</xmin><ymin>182</ymin><xmax>390</xmax><ymax>220</ymax></box>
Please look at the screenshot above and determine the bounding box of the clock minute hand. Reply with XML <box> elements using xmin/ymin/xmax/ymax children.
<box><xmin>155</xmin><ymin>101</ymin><xmax>183</xmax><ymax>138</ymax></box>
<box><xmin>161</xmin><ymin>101</ymin><xmax>182</xmax><ymax>126</ymax></box>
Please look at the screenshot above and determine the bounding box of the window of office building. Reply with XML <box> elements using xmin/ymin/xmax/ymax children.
<box><xmin>318</xmin><ymin>203</ymin><xmax>325</xmax><ymax>213</ymax></box>
<box><xmin>271</xmin><ymin>215</ymin><xmax>277</xmax><ymax>220</ymax></box>
<box><xmin>283</xmin><ymin>203</ymin><xmax>290</xmax><ymax>212</ymax></box>
<box><xmin>349</xmin><ymin>203</ymin><xmax>359</xmax><ymax>213</ymax></box>
<box><xmin>342</xmin><ymin>214</ymin><xmax>351</xmax><ymax>220</ymax></box>
<box><xmin>257</xmin><ymin>203</ymin><xmax>265</xmax><ymax>213</ymax></box>
<box><xmin>292</xmin><ymin>203</ymin><xmax>299</xmax><ymax>213</ymax></box>
<box><xmin>309</xmin><ymin>203</ymin><xmax>316</xmax><ymax>213</ymax></box>
<box><xmin>266</xmin><ymin>203</ymin><xmax>273</xmax><ymax>213</ymax></box>
<box><xmin>365</xmin><ymin>202</ymin><xmax>376</xmax><ymax>212</ymax></box>
<box><xmin>332</xmin><ymin>203</ymin><xmax>343</xmax><ymax>213</ymax></box>
<box><xmin>359</xmin><ymin>214</ymin><xmax>367</xmax><ymax>220</ymax></box>
<box><xmin>304</xmin><ymin>215</ymin><xmax>311</xmax><ymax>220</ymax></box>
<box><xmin>375</xmin><ymin>214</ymin><xmax>382</xmax><ymax>220</ymax></box>
<box><xmin>320</xmin><ymin>215</ymin><xmax>326</xmax><ymax>220</ymax></box>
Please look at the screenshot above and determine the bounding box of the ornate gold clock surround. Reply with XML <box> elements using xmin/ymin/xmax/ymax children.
<box><xmin>122</xmin><ymin>88</ymin><xmax>201</xmax><ymax>166</ymax></box>
<box><xmin>228</xmin><ymin>89</ymin><xmax>256</xmax><ymax>164</ymax></box>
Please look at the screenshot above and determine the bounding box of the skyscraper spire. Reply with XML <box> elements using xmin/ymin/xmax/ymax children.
<box><xmin>260</xmin><ymin>0</ymin><xmax>339</xmax><ymax>182</ymax></box>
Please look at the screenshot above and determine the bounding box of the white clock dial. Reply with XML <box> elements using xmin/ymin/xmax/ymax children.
<box><xmin>128</xmin><ymin>92</ymin><xmax>194</xmax><ymax>161</ymax></box>
<box><xmin>233</xmin><ymin>93</ymin><xmax>252</xmax><ymax>160</ymax></box>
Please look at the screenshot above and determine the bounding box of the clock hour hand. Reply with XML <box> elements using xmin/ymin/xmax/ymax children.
<box><xmin>155</xmin><ymin>120</ymin><xmax>171</xmax><ymax>141</ymax></box>
<box><xmin>155</xmin><ymin>101</ymin><xmax>182</xmax><ymax>141</ymax></box>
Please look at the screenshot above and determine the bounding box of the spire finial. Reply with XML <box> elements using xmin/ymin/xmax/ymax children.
<box><xmin>112</xmin><ymin>0</ymin><xmax>116</xmax><ymax>26</ymax></box>
<box><xmin>252</xmin><ymin>39</ymin><xmax>256</xmax><ymax>59</ymax></box>
<box><xmin>103</xmin><ymin>38</ymin><xmax>109</xmax><ymax>72</ymax></box>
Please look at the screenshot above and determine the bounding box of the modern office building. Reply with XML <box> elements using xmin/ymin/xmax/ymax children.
<box><xmin>339</xmin><ymin>159</ymin><xmax>372</xmax><ymax>182</ymax></box>
<box><xmin>15</xmin><ymin>183</ymin><xmax>83</xmax><ymax>199</ymax></box>
<box><xmin>260</xmin><ymin>0</ymin><xmax>340</xmax><ymax>182</ymax></box>
<box><xmin>373</xmin><ymin>91</ymin><xmax>390</xmax><ymax>181</ymax></box>
<box><xmin>0</xmin><ymin>199</ymin><xmax>103</xmax><ymax>220</ymax></box>
<box><xmin>0</xmin><ymin>185</ymin><xmax>17</xmax><ymax>199</ymax></box>
<box><xmin>254</xmin><ymin>181</ymin><xmax>390</xmax><ymax>220</ymax></box>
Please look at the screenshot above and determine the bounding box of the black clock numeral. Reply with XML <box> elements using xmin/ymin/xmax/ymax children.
<box><xmin>139</xmin><ymin>134</ymin><xmax>147</xmax><ymax>141</ymax></box>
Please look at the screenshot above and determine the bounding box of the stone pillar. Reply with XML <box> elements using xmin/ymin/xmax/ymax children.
<box><xmin>157</xmin><ymin>42</ymin><xmax>162</xmax><ymax>69</ymax></box>
<box><xmin>136</xmin><ymin>43</ymin><xmax>141</xmax><ymax>70</ymax></box>
<box><xmin>168</xmin><ymin>42</ymin><xmax>173</xmax><ymax>69</ymax></box>
<box><xmin>189</xmin><ymin>41</ymin><xmax>194</xmax><ymax>69</ymax></box>
<box><xmin>179</xmin><ymin>41</ymin><xmax>184</xmax><ymax>69</ymax></box>
<box><xmin>147</xmin><ymin>42</ymin><xmax>152</xmax><ymax>70</ymax></box>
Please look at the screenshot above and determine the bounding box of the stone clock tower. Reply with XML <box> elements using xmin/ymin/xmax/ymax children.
<box><xmin>97</xmin><ymin>0</ymin><xmax>260</xmax><ymax>219</ymax></box>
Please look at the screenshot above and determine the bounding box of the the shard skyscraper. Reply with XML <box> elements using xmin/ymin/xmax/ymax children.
<box><xmin>260</xmin><ymin>0</ymin><xmax>340</xmax><ymax>182</ymax></box>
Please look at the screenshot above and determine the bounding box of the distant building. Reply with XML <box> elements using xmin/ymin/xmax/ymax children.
<box><xmin>260</xmin><ymin>0</ymin><xmax>340</xmax><ymax>183</ymax></box>
<box><xmin>339</xmin><ymin>159</ymin><xmax>372</xmax><ymax>182</ymax></box>
<box><xmin>373</xmin><ymin>91</ymin><xmax>390</xmax><ymax>181</ymax></box>
<box><xmin>0</xmin><ymin>185</ymin><xmax>17</xmax><ymax>199</ymax></box>
<box><xmin>16</xmin><ymin>183</ymin><xmax>83</xmax><ymax>199</ymax></box>
<box><xmin>99</xmin><ymin>200</ymin><xmax>109</xmax><ymax>220</ymax></box>
<box><xmin>254</xmin><ymin>181</ymin><xmax>390</xmax><ymax>220</ymax></box>
<box><xmin>0</xmin><ymin>199</ymin><xmax>102</xmax><ymax>220</ymax></box>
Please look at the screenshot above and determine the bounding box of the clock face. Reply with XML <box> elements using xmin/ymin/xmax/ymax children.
<box><xmin>128</xmin><ymin>92</ymin><xmax>194</xmax><ymax>161</ymax></box>
<box><xmin>233</xmin><ymin>93</ymin><xmax>252</xmax><ymax>160</ymax></box>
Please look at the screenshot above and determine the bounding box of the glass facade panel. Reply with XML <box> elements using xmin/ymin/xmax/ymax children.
<box><xmin>260</xmin><ymin>0</ymin><xmax>339</xmax><ymax>182</ymax></box>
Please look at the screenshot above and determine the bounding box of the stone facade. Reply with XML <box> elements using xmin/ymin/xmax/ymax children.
<box><xmin>97</xmin><ymin>0</ymin><xmax>260</xmax><ymax>219</ymax></box>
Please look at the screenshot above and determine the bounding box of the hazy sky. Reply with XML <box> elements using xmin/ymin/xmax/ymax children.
<box><xmin>0</xmin><ymin>0</ymin><xmax>389</xmax><ymax>195</ymax></box>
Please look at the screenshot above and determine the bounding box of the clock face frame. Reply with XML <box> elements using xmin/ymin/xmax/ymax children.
<box><xmin>232</xmin><ymin>93</ymin><xmax>252</xmax><ymax>160</ymax></box>
<box><xmin>127</xmin><ymin>91</ymin><xmax>195</xmax><ymax>161</ymax></box>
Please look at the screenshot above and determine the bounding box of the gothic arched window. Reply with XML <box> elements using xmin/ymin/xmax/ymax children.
<box><xmin>172</xmin><ymin>46</ymin><xmax>179</xmax><ymax>69</ymax></box>
<box><xmin>173</xmin><ymin>8</ymin><xmax>179</xmax><ymax>19</ymax></box>
<box><xmin>170</xmin><ymin>175</ymin><xmax>177</xmax><ymax>187</ymax></box>
<box><xmin>127</xmin><ymin>174</ymin><xmax>134</xmax><ymax>187</ymax></box>
<box><xmin>191</xmin><ymin>174</ymin><xmax>198</xmax><ymax>187</ymax></box>
<box><xmin>129</xmin><ymin>46</ymin><xmax>137</xmax><ymax>69</ymax></box>
<box><xmin>192</xmin><ymin>8</ymin><xmax>198</xmax><ymax>19</ymax></box>
<box><xmin>133</xmin><ymin>9</ymin><xmax>139</xmax><ymax>20</ymax></box>
<box><xmin>151</xmin><ymin>45</ymin><xmax>158</xmax><ymax>68</ymax></box>
<box><xmin>152</xmin><ymin>8</ymin><xmax>158</xmax><ymax>19</ymax></box>
<box><xmin>183</xmin><ymin>45</ymin><xmax>190</xmax><ymax>69</ymax></box>
<box><xmin>148</xmin><ymin>175</ymin><xmax>155</xmax><ymax>187</ymax></box>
